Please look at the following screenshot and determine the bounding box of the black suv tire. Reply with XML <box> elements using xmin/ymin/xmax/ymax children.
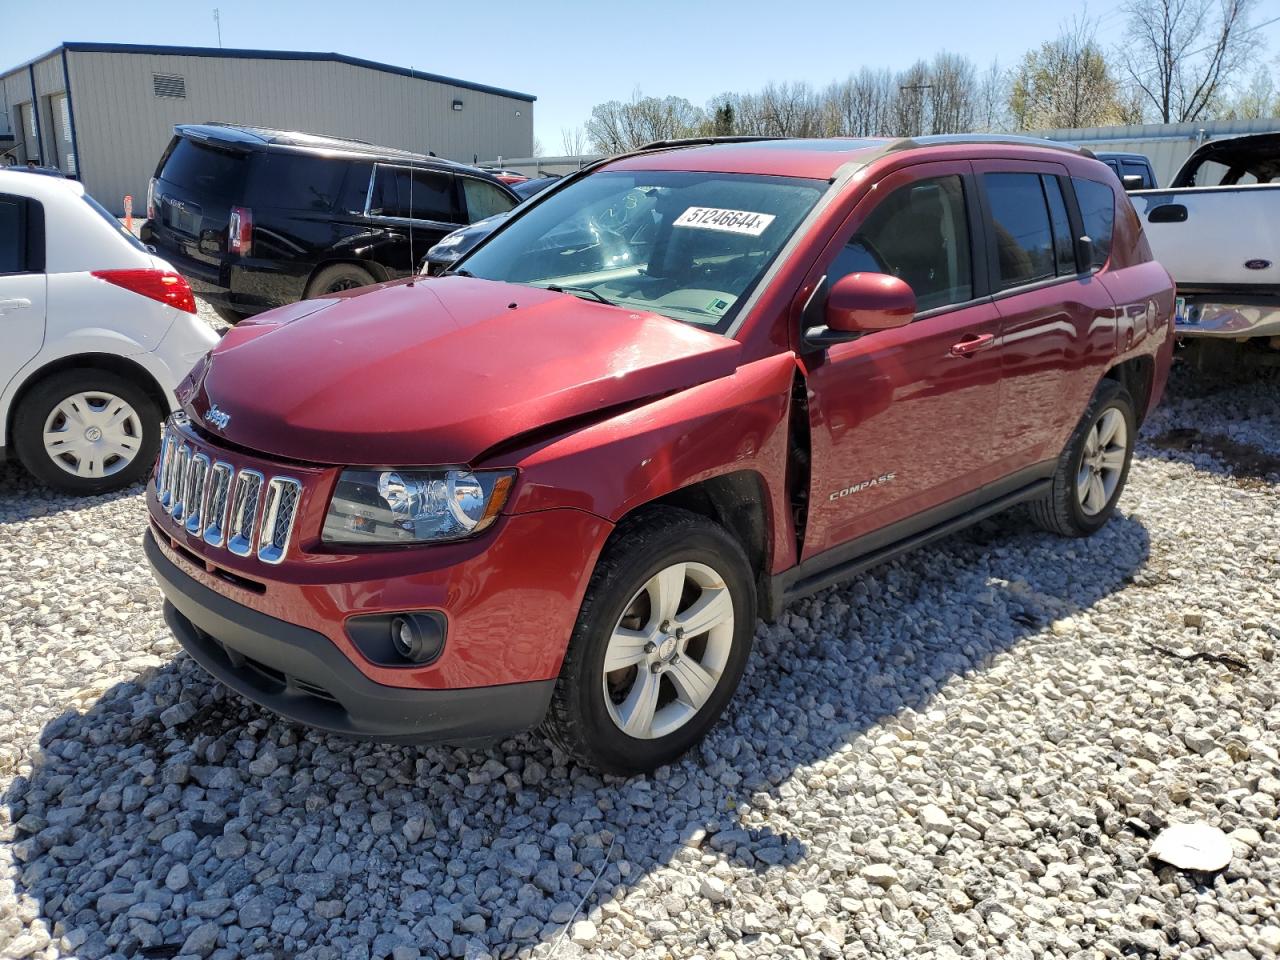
<box><xmin>542</xmin><ymin>508</ymin><xmax>756</xmax><ymax>774</ymax></box>
<box><xmin>305</xmin><ymin>264</ymin><xmax>378</xmax><ymax>299</ymax></box>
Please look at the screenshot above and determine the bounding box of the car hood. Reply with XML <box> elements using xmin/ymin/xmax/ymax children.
<box><xmin>182</xmin><ymin>277</ymin><xmax>741</xmax><ymax>465</ymax></box>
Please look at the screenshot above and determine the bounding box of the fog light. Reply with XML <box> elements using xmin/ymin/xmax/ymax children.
<box><xmin>390</xmin><ymin>614</ymin><xmax>444</xmax><ymax>664</ymax></box>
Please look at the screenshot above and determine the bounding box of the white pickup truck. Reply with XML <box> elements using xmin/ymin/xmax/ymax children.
<box><xmin>1130</xmin><ymin>132</ymin><xmax>1280</xmax><ymax>369</ymax></box>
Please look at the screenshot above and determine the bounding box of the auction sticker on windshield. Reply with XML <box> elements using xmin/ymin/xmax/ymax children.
<box><xmin>674</xmin><ymin>207</ymin><xmax>776</xmax><ymax>236</ymax></box>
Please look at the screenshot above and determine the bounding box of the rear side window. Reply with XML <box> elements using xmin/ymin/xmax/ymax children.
<box><xmin>158</xmin><ymin>138</ymin><xmax>249</xmax><ymax>201</ymax></box>
<box><xmin>246</xmin><ymin>154</ymin><xmax>345</xmax><ymax>211</ymax></box>
<box><xmin>0</xmin><ymin>194</ymin><xmax>43</xmax><ymax>274</ymax></box>
<box><xmin>983</xmin><ymin>172</ymin><xmax>1055</xmax><ymax>289</ymax></box>
<box><xmin>1072</xmin><ymin>178</ymin><xmax>1114</xmax><ymax>270</ymax></box>
<box><xmin>1042</xmin><ymin>176</ymin><xmax>1077</xmax><ymax>276</ymax></box>
<box><xmin>369</xmin><ymin>166</ymin><xmax>459</xmax><ymax>223</ymax></box>
<box><xmin>461</xmin><ymin>178</ymin><xmax>515</xmax><ymax>222</ymax></box>
<box><xmin>830</xmin><ymin>175</ymin><xmax>973</xmax><ymax>313</ymax></box>
<box><xmin>1120</xmin><ymin>161</ymin><xmax>1154</xmax><ymax>189</ymax></box>
<box><xmin>0</xmin><ymin>195</ymin><xmax>29</xmax><ymax>273</ymax></box>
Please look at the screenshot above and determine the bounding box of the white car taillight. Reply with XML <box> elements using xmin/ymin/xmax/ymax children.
<box><xmin>91</xmin><ymin>269</ymin><xmax>197</xmax><ymax>314</ymax></box>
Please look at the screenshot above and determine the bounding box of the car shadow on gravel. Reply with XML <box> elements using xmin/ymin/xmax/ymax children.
<box><xmin>0</xmin><ymin>461</ymin><xmax>145</xmax><ymax>523</ymax></box>
<box><xmin>3</xmin><ymin>510</ymin><xmax>1150</xmax><ymax>959</ymax></box>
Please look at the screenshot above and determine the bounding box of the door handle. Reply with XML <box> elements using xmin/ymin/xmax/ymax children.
<box><xmin>0</xmin><ymin>298</ymin><xmax>32</xmax><ymax>314</ymax></box>
<box><xmin>950</xmin><ymin>332</ymin><xmax>995</xmax><ymax>357</ymax></box>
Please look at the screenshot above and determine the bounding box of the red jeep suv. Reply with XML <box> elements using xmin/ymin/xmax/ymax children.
<box><xmin>145</xmin><ymin>136</ymin><xmax>1174</xmax><ymax>774</ymax></box>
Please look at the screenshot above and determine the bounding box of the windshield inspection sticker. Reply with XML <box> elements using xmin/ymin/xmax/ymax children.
<box><xmin>674</xmin><ymin>206</ymin><xmax>776</xmax><ymax>236</ymax></box>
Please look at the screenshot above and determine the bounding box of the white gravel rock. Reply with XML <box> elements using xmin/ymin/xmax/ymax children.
<box><xmin>0</xmin><ymin>360</ymin><xmax>1277</xmax><ymax>959</ymax></box>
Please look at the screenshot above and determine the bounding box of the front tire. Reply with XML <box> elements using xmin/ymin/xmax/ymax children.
<box><xmin>542</xmin><ymin>508</ymin><xmax>756</xmax><ymax>775</ymax></box>
<box><xmin>1029</xmin><ymin>378</ymin><xmax>1136</xmax><ymax>538</ymax></box>
<box><xmin>13</xmin><ymin>368</ymin><xmax>162</xmax><ymax>495</ymax></box>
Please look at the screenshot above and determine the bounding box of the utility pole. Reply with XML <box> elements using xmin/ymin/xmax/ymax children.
<box><xmin>213</xmin><ymin>8</ymin><xmax>222</xmax><ymax>48</ymax></box>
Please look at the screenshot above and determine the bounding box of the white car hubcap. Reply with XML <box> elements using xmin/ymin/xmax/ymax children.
<box><xmin>602</xmin><ymin>561</ymin><xmax>735</xmax><ymax>740</ymax></box>
<box><xmin>42</xmin><ymin>392</ymin><xmax>143</xmax><ymax>479</ymax></box>
<box><xmin>1076</xmin><ymin>407</ymin><xmax>1127</xmax><ymax>516</ymax></box>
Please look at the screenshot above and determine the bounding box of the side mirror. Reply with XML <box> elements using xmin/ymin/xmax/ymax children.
<box><xmin>823</xmin><ymin>272</ymin><xmax>915</xmax><ymax>339</ymax></box>
<box><xmin>1121</xmin><ymin>174</ymin><xmax>1144</xmax><ymax>191</ymax></box>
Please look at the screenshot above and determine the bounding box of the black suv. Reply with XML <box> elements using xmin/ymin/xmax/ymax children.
<box><xmin>141</xmin><ymin>124</ymin><xmax>519</xmax><ymax>322</ymax></box>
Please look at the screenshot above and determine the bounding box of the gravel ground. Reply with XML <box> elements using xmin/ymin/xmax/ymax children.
<box><xmin>0</xmin><ymin>330</ymin><xmax>1277</xmax><ymax>960</ymax></box>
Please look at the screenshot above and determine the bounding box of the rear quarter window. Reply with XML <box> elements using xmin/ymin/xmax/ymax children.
<box><xmin>1072</xmin><ymin>178</ymin><xmax>1114</xmax><ymax>270</ymax></box>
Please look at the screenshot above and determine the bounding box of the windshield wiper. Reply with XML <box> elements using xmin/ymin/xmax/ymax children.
<box><xmin>544</xmin><ymin>284</ymin><xmax>614</xmax><ymax>306</ymax></box>
<box><xmin>443</xmin><ymin>267</ymin><xmax>474</xmax><ymax>277</ymax></box>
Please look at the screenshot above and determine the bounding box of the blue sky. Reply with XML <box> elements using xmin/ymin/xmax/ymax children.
<box><xmin>3</xmin><ymin>0</ymin><xmax>1279</xmax><ymax>150</ymax></box>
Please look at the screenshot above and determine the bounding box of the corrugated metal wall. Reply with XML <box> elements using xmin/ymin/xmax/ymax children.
<box><xmin>0</xmin><ymin>54</ymin><xmax>64</xmax><ymax>167</ymax></box>
<box><xmin>1035</xmin><ymin>118</ymin><xmax>1280</xmax><ymax>186</ymax></box>
<box><xmin>4</xmin><ymin>48</ymin><xmax>534</xmax><ymax>212</ymax></box>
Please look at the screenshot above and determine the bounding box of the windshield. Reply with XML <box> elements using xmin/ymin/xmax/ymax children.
<box><xmin>457</xmin><ymin>170</ymin><xmax>826</xmax><ymax>332</ymax></box>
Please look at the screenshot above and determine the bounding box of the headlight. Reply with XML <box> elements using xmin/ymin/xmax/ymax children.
<box><xmin>323</xmin><ymin>468</ymin><xmax>515</xmax><ymax>544</ymax></box>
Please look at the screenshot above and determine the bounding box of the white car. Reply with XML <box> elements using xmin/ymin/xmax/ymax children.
<box><xmin>0</xmin><ymin>170</ymin><xmax>217</xmax><ymax>494</ymax></box>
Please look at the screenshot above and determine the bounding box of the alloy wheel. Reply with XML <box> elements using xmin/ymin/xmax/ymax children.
<box><xmin>1076</xmin><ymin>407</ymin><xmax>1127</xmax><ymax>516</ymax></box>
<box><xmin>42</xmin><ymin>392</ymin><xmax>144</xmax><ymax>479</ymax></box>
<box><xmin>601</xmin><ymin>561</ymin><xmax>735</xmax><ymax>739</ymax></box>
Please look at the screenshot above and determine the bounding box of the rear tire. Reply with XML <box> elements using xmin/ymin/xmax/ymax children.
<box><xmin>542</xmin><ymin>508</ymin><xmax>756</xmax><ymax>775</ymax></box>
<box><xmin>13</xmin><ymin>368</ymin><xmax>162</xmax><ymax>495</ymax></box>
<box><xmin>304</xmin><ymin>263</ymin><xmax>378</xmax><ymax>299</ymax></box>
<box><xmin>1029</xmin><ymin>378</ymin><xmax>1136</xmax><ymax>538</ymax></box>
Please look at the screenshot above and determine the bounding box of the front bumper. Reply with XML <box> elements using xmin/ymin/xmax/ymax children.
<box><xmin>146</xmin><ymin>529</ymin><xmax>554</xmax><ymax>743</ymax></box>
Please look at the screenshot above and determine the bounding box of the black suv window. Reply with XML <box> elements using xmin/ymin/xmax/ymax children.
<box><xmin>159</xmin><ymin>138</ymin><xmax>248</xmax><ymax>201</ymax></box>
<box><xmin>369</xmin><ymin>166</ymin><xmax>460</xmax><ymax>223</ymax></box>
<box><xmin>829</xmin><ymin>175</ymin><xmax>972</xmax><ymax>313</ymax></box>
<box><xmin>1072</xmin><ymin>178</ymin><xmax>1114</xmax><ymax>270</ymax></box>
<box><xmin>0</xmin><ymin>194</ymin><xmax>39</xmax><ymax>274</ymax></box>
<box><xmin>983</xmin><ymin>172</ymin><xmax>1057</xmax><ymax>289</ymax></box>
<box><xmin>247</xmin><ymin>154</ymin><xmax>345</xmax><ymax>212</ymax></box>
<box><xmin>461</xmin><ymin>177</ymin><xmax>516</xmax><ymax>222</ymax></box>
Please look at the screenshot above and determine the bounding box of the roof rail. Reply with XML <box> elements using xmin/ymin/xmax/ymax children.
<box><xmin>638</xmin><ymin>135</ymin><xmax>785</xmax><ymax>151</ymax></box>
<box><xmin>885</xmin><ymin>133</ymin><xmax>1097</xmax><ymax>158</ymax></box>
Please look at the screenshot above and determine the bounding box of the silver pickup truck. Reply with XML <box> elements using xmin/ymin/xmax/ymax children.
<box><xmin>1129</xmin><ymin>132</ymin><xmax>1280</xmax><ymax>369</ymax></box>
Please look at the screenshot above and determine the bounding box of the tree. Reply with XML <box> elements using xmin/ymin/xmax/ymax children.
<box><xmin>1121</xmin><ymin>0</ymin><xmax>1259</xmax><ymax>123</ymax></box>
<box><xmin>585</xmin><ymin>91</ymin><xmax>704</xmax><ymax>152</ymax></box>
<box><xmin>560</xmin><ymin>126</ymin><xmax>588</xmax><ymax>155</ymax></box>
<box><xmin>712</xmin><ymin>102</ymin><xmax>735</xmax><ymax>136</ymax></box>
<box><xmin>927</xmin><ymin>52</ymin><xmax>978</xmax><ymax>134</ymax></box>
<box><xmin>1217</xmin><ymin>63</ymin><xmax>1277</xmax><ymax>117</ymax></box>
<box><xmin>1009</xmin><ymin>19</ymin><xmax>1122</xmax><ymax>129</ymax></box>
<box><xmin>974</xmin><ymin>60</ymin><xmax>1010</xmax><ymax>132</ymax></box>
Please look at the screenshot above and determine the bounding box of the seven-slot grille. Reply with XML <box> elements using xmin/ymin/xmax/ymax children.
<box><xmin>155</xmin><ymin>420</ymin><xmax>301</xmax><ymax>565</ymax></box>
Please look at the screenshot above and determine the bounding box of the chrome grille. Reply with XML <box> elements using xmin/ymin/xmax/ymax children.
<box><xmin>169</xmin><ymin>445</ymin><xmax>191</xmax><ymax>522</ymax></box>
<box><xmin>184</xmin><ymin>454</ymin><xmax>210</xmax><ymax>535</ymax></box>
<box><xmin>157</xmin><ymin>432</ymin><xmax>179</xmax><ymax>508</ymax></box>
<box><xmin>227</xmin><ymin>470</ymin><xmax>264</xmax><ymax>557</ymax></box>
<box><xmin>154</xmin><ymin>423</ymin><xmax>301</xmax><ymax>565</ymax></box>
<box><xmin>203</xmin><ymin>462</ymin><xmax>234</xmax><ymax>547</ymax></box>
<box><xmin>257</xmin><ymin>478</ymin><xmax>302</xmax><ymax>565</ymax></box>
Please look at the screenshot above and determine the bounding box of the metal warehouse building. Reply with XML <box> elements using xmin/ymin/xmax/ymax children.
<box><xmin>0</xmin><ymin>42</ymin><xmax>535</xmax><ymax>213</ymax></box>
